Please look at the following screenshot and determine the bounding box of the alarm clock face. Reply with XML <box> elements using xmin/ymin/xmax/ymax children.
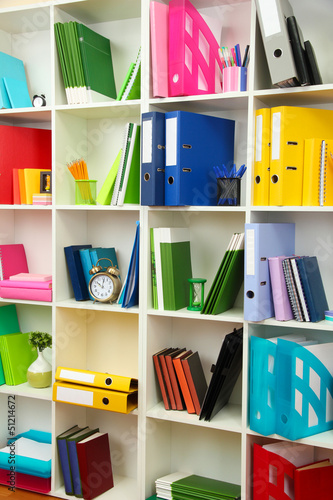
<box><xmin>90</xmin><ymin>273</ymin><xmax>115</xmax><ymax>302</ymax></box>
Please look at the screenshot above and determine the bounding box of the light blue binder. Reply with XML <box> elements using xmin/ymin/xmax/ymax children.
<box><xmin>164</xmin><ymin>111</ymin><xmax>235</xmax><ymax>206</ymax></box>
<box><xmin>244</xmin><ymin>223</ymin><xmax>295</xmax><ymax>322</ymax></box>
<box><xmin>0</xmin><ymin>52</ymin><xmax>31</xmax><ymax>109</ymax></box>
<box><xmin>141</xmin><ymin>111</ymin><xmax>165</xmax><ymax>206</ymax></box>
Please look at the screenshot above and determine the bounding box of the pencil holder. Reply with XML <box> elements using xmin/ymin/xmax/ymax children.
<box><xmin>217</xmin><ymin>178</ymin><xmax>241</xmax><ymax>206</ymax></box>
<box><xmin>223</xmin><ymin>66</ymin><xmax>247</xmax><ymax>93</ymax></box>
<box><xmin>75</xmin><ymin>180</ymin><xmax>97</xmax><ymax>205</ymax></box>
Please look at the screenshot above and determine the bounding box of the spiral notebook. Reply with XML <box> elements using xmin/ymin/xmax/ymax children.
<box><xmin>302</xmin><ymin>138</ymin><xmax>333</xmax><ymax>206</ymax></box>
<box><xmin>116</xmin><ymin>47</ymin><xmax>141</xmax><ymax>101</ymax></box>
<box><xmin>0</xmin><ymin>244</ymin><xmax>28</xmax><ymax>281</ymax></box>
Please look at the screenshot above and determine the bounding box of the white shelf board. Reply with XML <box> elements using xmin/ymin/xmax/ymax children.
<box><xmin>53</xmin><ymin>474</ymin><xmax>138</xmax><ymax>500</ymax></box>
<box><xmin>55</xmin><ymin>298</ymin><xmax>139</xmax><ymax>314</ymax></box>
<box><xmin>0</xmin><ymin>382</ymin><xmax>52</xmax><ymax>400</ymax></box>
<box><xmin>147</xmin><ymin>307</ymin><xmax>244</xmax><ymax>324</ymax></box>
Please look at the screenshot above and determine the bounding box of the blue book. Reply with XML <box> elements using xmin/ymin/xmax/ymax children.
<box><xmin>67</xmin><ymin>427</ymin><xmax>99</xmax><ymax>496</ymax></box>
<box><xmin>79</xmin><ymin>247</ymin><xmax>96</xmax><ymax>300</ymax></box>
<box><xmin>56</xmin><ymin>425</ymin><xmax>85</xmax><ymax>495</ymax></box>
<box><xmin>64</xmin><ymin>245</ymin><xmax>92</xmax><ymax>301</ymax></box>
<box><xmin>244</xmin><ymin>223</ymin><xmax>295</xmax><ymax>322</ymax></box>
<box><xmin>121</xmin><ymin>222</ymin><xmax>139</xmax><ymax>308</ymax></box>
<box><xmin>3</xmin><ymin>77</ymin><xmax>32</xmax><ymax>108</ymax></box>
<box><xmin>295</xmin><ymin>256</ymin><xmax>328</xmax><ymax>322</ymax></box>
<box><xmin>164</xmin><ymin>111</ymin><xmax>235</xmax><ymax>206</ymax></box>
<box><xmin>141</xmin><ymin>111</ymin><xmax>165</xmax><ymax>206</ymax></box>
<box><xmin>0</xmin><ymin>52</ymin><xmax>31</xmax><ymax>109</ymax></box>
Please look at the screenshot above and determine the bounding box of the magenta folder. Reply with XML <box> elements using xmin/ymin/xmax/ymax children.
<box><xmin>150</xmin><ymin>1</ymin><xmax>169</xmax><ymax>97</ymax></box>
<box><xmin>268</xmin><ymin>255</ymin><xmax>294</xmax><ymax>321</ymax></box>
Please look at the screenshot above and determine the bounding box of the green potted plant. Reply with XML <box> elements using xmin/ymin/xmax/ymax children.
<box><xmin>27</xmin><ymin>331</ymin><xmax>52</xmax><ymax>388</ymax></box>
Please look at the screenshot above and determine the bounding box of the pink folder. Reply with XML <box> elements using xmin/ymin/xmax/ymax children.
<box><xmin>0</xmin><ymin>244</ymin><xmax>28</xmax><ymax>280</ymax></box>
<box><xmin>268</xmin><ymin>255</ymin><xmax>294</xmax><ymax>321</ymax></box>
<box><xmin>150</xmin><ymin>1</ymin><xmax>169</xmax><ymax>97</ymax></box>
<box><xmin>168</xmin><ymin>0</ymin><xmax>223</xmax><ymax>97</ymax></box>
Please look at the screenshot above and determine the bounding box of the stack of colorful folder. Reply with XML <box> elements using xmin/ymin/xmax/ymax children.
<box><xmin>53</xmin><ymin>366</ymin><xmax>138</xmax><ymax>414</ymax></box>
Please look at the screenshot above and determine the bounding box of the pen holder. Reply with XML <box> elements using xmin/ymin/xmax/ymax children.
<box><xmin>75</xmin><ymin>180</ymin><xmax>97</xmax><ymax>205</ymax></box>
<box><xmin>217</xmin><ymin>178</ymin><xmax>241</xmax><ymax>206</ymax></box>
<box><xmin>223</xmin><ymin>66</ymin><xmax>247</xmax><ymax>93</ymax></box>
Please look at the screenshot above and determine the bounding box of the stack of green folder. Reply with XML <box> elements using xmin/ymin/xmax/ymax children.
<box><xmin>54</xmin><ymin>21</ymin><xmax>117</xmax><ymax>104</ymax></box>
<box><xmin>201</xmin><ymin>232</ymin><xmax>244</xmax><ymax>315</ymax></box>
<box><xmin>171</xmin><ymin>474</ymin><xmax>241</xmax><ymax>500</ymax></box>
<box><xmin>0</xmin><ymin>304</ymin><xmax>21</xmax><ymax>385</ymax></box>
<box><xmin>0</xmin><ymin>332</ymin><xmax>37</xmax><ymax>385</ymax></box>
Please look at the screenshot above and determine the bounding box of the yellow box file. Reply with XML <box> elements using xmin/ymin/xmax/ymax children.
<box><xmin>53</xmin><ymin>381</ymin><xmax>138</xmax><ymax>414</ymax></box>
<box><xmin>55</xmin><ymin>366</ymin><xmax>138</xmax><ymax>393</ymax></box>
<box><xmin>253</xmin><ymin>108</ymin><xmax>271</xmax><ymax>206</ymax></box>
<box><xmin>269</xmin><ymin>106</ymin><xmax>333</xmax><ymax>206</ymax></box>
<box><xmin>302</xmin><ymin>138</ymin><xmax>333</xmax><ymax>206</ymax></box>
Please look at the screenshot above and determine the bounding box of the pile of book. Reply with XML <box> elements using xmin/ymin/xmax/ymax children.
<box><xmin>0</xmin><ymin>273</ymin><xmax>52</xmax><ymax>302</ymax></box>
<box><xmin>54</xmin><ymin>21</ymin><xmax>117</xmax><ymax>104</ymax></box>
<box><xmin>96</xmin><ymin>122</ymin><xmax>140</xmax><ymax>207</ymax></box>
<box><xmin>253</xmin><ymin>441</ymin><xmax>333</xmax><ymax>500</ymax></box>
<box><xmin>0</xmin><ymin>429</ymin><xmax>52</xmax><ymax>494</ymax></box>
<box><xmin>56</xmin><ymin>424</ymin><xmax>113</xmax><ymax>499</ymax></box>
<box><xmin>13</xmin><ymin>168</ymin><xmax>51</xmax><ymax>205</ymax></box>
<box><xmin>153</xmin><ymin>328</ymin><xmax>243</xmax><ymax>422</ymax></box>
<box><xmin>153</xmin><ymin>471</ymin><xmax>241</xmax><ymax>500</ymax></box>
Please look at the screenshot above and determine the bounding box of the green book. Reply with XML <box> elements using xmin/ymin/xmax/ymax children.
<box><xmin>172</xmin><ymin>474</ymin><xmax>241</xmax><ymax>500</ymax></box>
<box><xmin>77</xmin><ymin>23</ymin><xmax>117</xmax><ymax>101</ymax></box>
<box><xmin>160</xmin><ymin>231</ymin><xmax>192</xmax><ymax>311</ymax></box>
<box><xmin>0</xmin><ymin>332</ymin><xmax>37</xmax><ymax>385</ymax></box>
<box><xmin>123</xmin><ymin>124</ymin><xmax>141</xmax><ymax>204</ymax></box>
<box><xmin>0</xmin><ymin>305</ymin><xmax>21</xmax><ymax>385</ymax></box>
<box><xmin>150</xmin><ymin>228</ymin><xmax>158</xmax><ymax>309</ymax></box>
<box><xmin>96</xmin><ymin>149</ymin><xmax>122</xmax><ymax>205</ymax></box>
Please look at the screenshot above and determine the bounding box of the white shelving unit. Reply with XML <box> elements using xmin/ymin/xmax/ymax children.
<box><xmin>0</xmin><ymin>0</ymin><xmax>332</xmax><ymax>499</ymax></box>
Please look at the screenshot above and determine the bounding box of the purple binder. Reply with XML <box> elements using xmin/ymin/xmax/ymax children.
<box><xmin>268</xmin><ymin>255</ymin><xmax>294</xmax><ymax>321</ymax></box>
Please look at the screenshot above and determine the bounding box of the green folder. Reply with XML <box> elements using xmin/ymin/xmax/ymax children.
<box><xmin>77</xmin><ymin>23</ymin><xmax>117</xmax><ymax>100</ymax></box>
<box><xmin>150</xmin><ymin>228</ymin><xmax>158</xmax><ymax>310</ymax></box>
<box><xmin>96</xmin><ymin>149</ymin><xmax>122</xmax><ymax>205</ymax></box>
<box><xmin>0</xmin><ymin>332</ymin><xmax>37</xmax><ymax>385</ymax></box>
<box><xmin>171</xmin><ymin>474</ymin><xmax>241</xmax><ymax>500</ymax></box>
<box><xmin>116</xmin><ymin>63</ymin><xmax>134</xmax><ymax>101</ymax></box>
<box><xmin>160</xmin><ymin>240</ymin><xmax>192</xmax><ymax>311</ymax></box>
<box><xmin>0</xmin><ymin>304</ymin><xmax>21</xmax><ymax>385</ymax></box>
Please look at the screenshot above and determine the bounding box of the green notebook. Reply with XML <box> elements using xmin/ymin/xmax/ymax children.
<box><xmin>171</xmin><ymin>474</ymin><xmax>241</xmax><ymax>500</ymax></box>
<box><xmin>160</xmin><ymin>239</ymin><xmax>192</xmax><ymax>311</ymax></box>
<box><xmin>77</xmin><ymin>23</ymin><xmax>117</xmax><ymax>100</ymax></box>
<box><xmin>123</xmin><ymin>124</ymin><xmax>141</xmax><ymax>204</ymax></box>
<box><xmin>0</xmin><ymin>304</ymin><xmax>21</xmax><ymax>385</ymax></box>
<box><xmin>116</xmin><ymin>47</ymin><xmax>141</xmax><ymax>101</ymax></box>
<box><xmin>0</xmin><ymin>332</ymin><xmax>37</xmax><ymax>385</ymax></box>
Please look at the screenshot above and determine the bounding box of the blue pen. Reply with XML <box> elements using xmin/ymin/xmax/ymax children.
<box><xmin>230</xmin><ymin>163</ymin><xmax>236</xmax><ymax>178</ymax></box>
<box><xmin>235</xmin><ymin>164</ymin><xmax>245</xmax><ymax>178</ymax></box>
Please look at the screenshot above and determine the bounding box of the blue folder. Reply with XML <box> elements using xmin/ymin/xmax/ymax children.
<box><xmin>295</xmin><ymin>256</ymin><xmax>328</xmax><ymax>322</ymax></box>
<box><xmin>164</xmin><ymin>111</ymin><xmax>235</xmax><ymax>206</ymax></box>
<box><xmin>0</xmin><ymin>52</ymin><xmax>31</xmax><ymax>109</ymax></box>
<box><xmin>244</xmin><ymin>223</ymin><xmax>295</xmax><ymax>322</ymax></box>
<box><xmin>121</xmin><ymin>221</ymin><xmax>140</xmax><ymax>308</ymax></box>
<box><xmin>141</xmin><ymin>111</ymin><xmax>165</xmax><ymax>206</ymax></box>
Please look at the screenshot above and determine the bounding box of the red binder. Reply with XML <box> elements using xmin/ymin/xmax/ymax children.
<box><xmin>0</xmin><ymin>124</ymin><xmax>51</xmax><ymax>205</ymax></box>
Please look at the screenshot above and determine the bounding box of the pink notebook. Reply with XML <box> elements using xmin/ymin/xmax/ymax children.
<box><xmin>268</xmin><ymin>255</ymin><xmax>294</xmax><ymax>321</ymax></box>
<box><xmin>150</xmin><ymin>1</ymin><xmax>169</xmax><ymax>97</ymax></box>
<box><xmin>0</xmin><ymin>286</ymin><xmax>51</xmax><ymax>302</ymax></box>
<box><xmin>0</xmin><ymin>244</ymin><xmax>28</xmax><ymax>280</ymax></box>
<box><xmin>10</xmin><ymin>273</ymin><xmax>51</xmax><ymax>282</ymax></box>
<box><xmin>168</xmin><ymin>0</ymin><xmax>223</xmax><ymax>97</ymax></box>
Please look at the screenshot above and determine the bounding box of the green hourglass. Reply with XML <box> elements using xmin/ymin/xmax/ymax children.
<box><xmin>187</xmin><ymin>278</ymin><xmax>207</xmax><ymax>311</ymax></box>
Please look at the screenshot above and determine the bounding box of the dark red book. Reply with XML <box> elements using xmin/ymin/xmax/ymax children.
<box><xmin>165</xmin><ymin>347</ymin><xmax>186</xmax><ymax>410</ymax></box>
<box><xmin>182</xmin><ymin>351</ymin><xmax>207</xmax><ymax>415</ymax></box>
<box><xmin>76</xmin><ymin>431</ymin><xmax>114</xmax><ymax>500</ymax></box>
<box><xmin>152</xmin><ymin>347</ymin><xmax>173</xmax><ymax>410</ymax></box>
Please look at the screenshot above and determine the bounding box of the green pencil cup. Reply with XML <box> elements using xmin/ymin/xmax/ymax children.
<box><xmin>75</xmin><ymin>180</ymin><xmax>97</xmax><ymax>205</ymax></box>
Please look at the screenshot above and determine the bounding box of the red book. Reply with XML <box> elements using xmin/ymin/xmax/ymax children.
<box><xmin>294</xmin><ymin>460</ymin><xmax>333</xmax><ymax>500</ymax></box>
<box><xmin>173</xmin><ymin>350</ymin><xmax>195</xmax><ymax>414</ymax></box>
<box><xmin>76</xmin><ymin>431</ymin><xmax>114</xmax><ymax>500</ymax></box>
<box><xmin>0</xmin><ymin>124</ymin><xmax>51</xmax><ymax>205</ymax></box>
<box><xmin>181</xmin><ymin>351</ymin><xmax>207</xmax><ymax>415</ymax></box>
<box><xmin>0</xmin><ymin>244</ymin><xmax>28</xmax><ymax>280</ymax></box>
<box><xmin>159</xmin><ymin>347</ymin><xmax>178</xmax><ymax>410</ymax></box>
<box><xmin>165</xmin><ymin>347</ymin><xmax>186</xmax><ymax>410</ymax></box>
<box><xmin>152</xmin><ymin>347</ymin><xmax>172</xmax><ymax>410</ymax></box>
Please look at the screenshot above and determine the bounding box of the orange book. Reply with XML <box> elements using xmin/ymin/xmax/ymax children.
<box><xmin>13</xmin><ymin>169</ymin><xmax>21</xmax><ymax>204</ymax></box>
<box><xmin>173</xmin><ymin>350</ymin><xmax>195</xmax><ymax>414</ymax></box>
